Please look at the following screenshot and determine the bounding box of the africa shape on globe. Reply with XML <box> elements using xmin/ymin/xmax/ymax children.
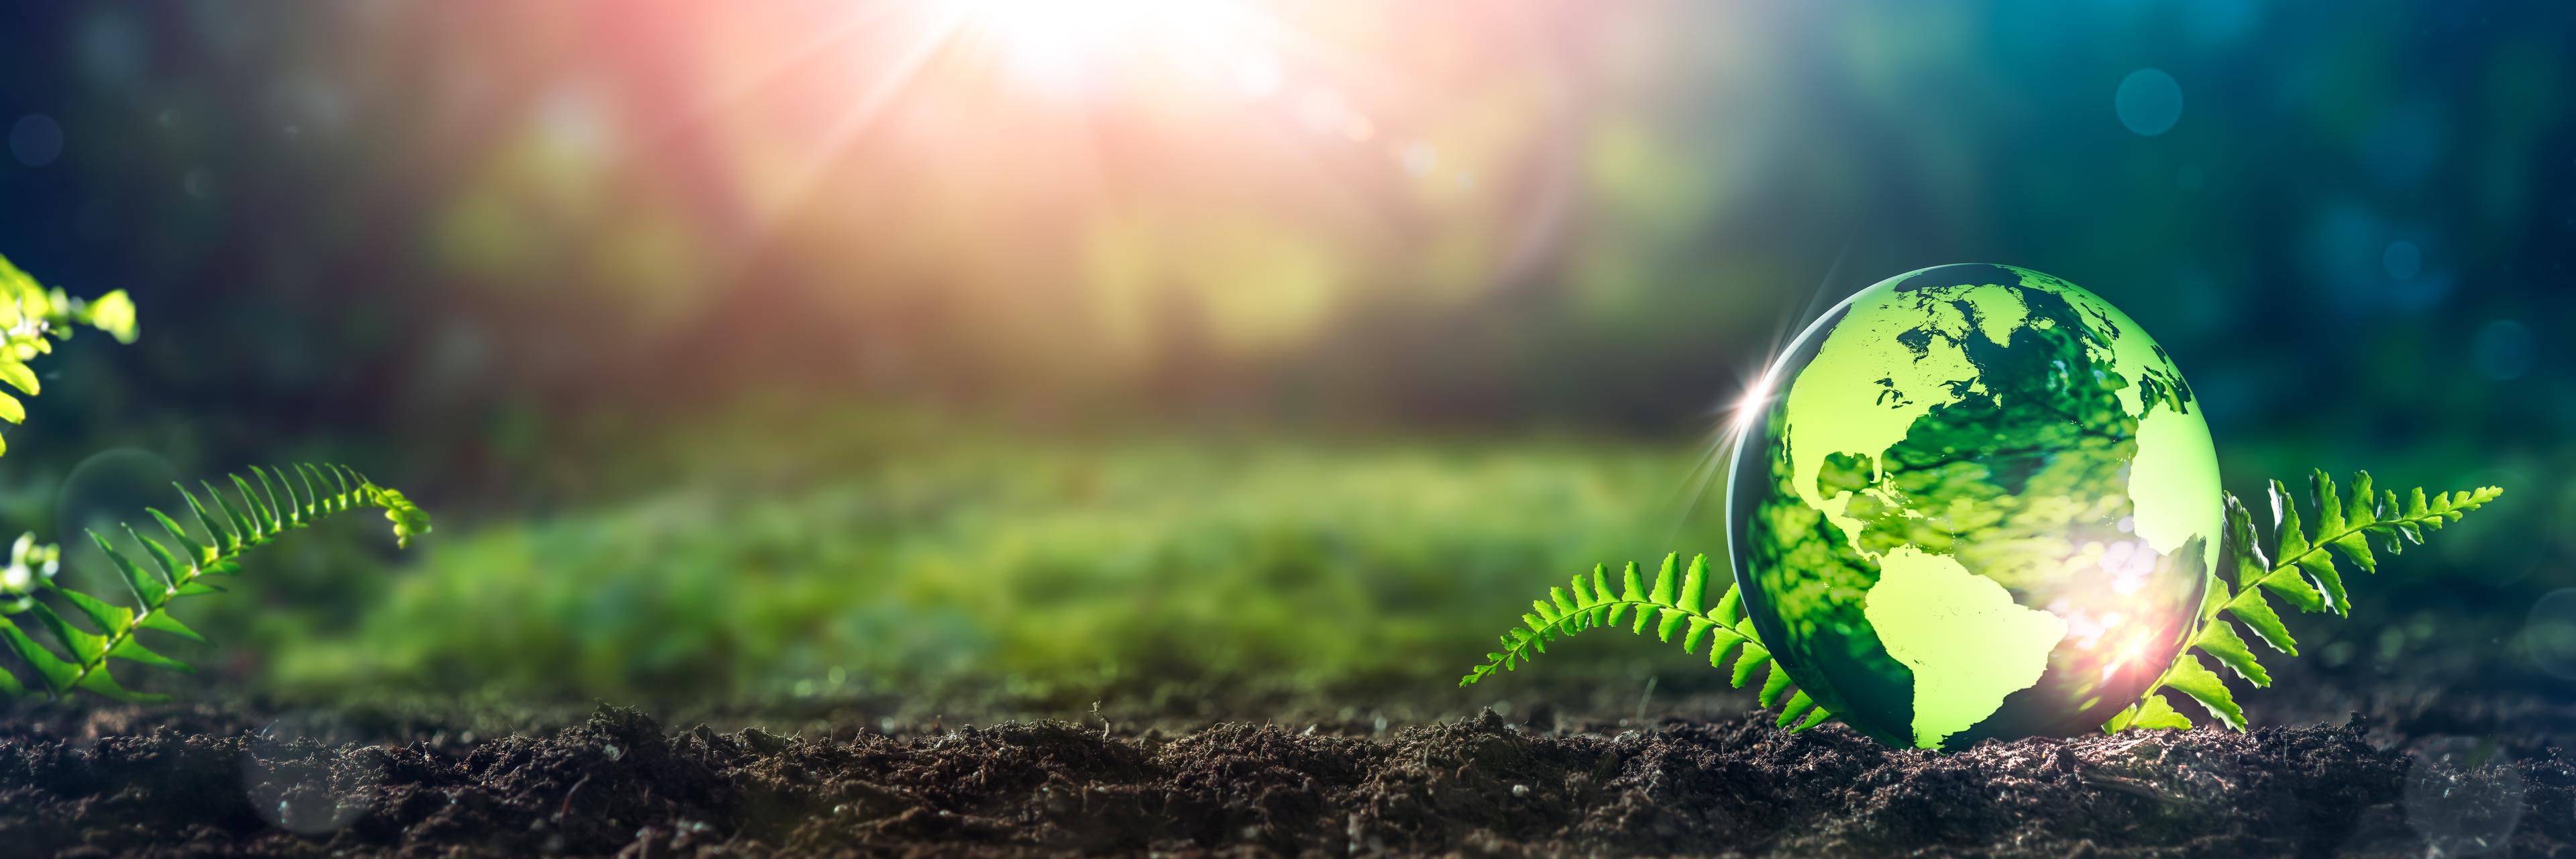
<box><xmin>1725</xmin><ymin>264</ymin><xmax>2222</xmax><ymax>750</ymax></box>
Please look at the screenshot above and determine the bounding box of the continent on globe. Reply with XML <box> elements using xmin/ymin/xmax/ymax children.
<box><xmin>1862</xmin><ymin>546</ymin><xmax>2068</xmax><ymax>749</ymax></box>
<box><xmin>1722</xmin><ymin>264</ymin><xmax>2221</xmax><ymax>750</ymax></box>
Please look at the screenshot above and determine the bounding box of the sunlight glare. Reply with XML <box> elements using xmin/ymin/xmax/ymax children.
<box><xmin>951</xmin><ymin>0</ymin><xmax>1246</xmax><ymax>87</ymax></box>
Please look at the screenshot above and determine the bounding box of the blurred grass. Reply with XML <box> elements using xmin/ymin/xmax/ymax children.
<box><xmin>252</xmin><ymin>413</ymin><xmax>1713</xmax><ymax>709</ymax></box>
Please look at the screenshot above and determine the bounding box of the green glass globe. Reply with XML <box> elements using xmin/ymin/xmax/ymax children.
<box><xmin>1725</xmin><ymin>264</ymin><xmax>2221</xmax><ymax>750</ymax></box>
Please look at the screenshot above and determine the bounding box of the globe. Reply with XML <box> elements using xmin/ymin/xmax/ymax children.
<box><xmin>1724</xmin><ymin>264</ymin><xmax>2221</xmax><ymax>750</ymax></box>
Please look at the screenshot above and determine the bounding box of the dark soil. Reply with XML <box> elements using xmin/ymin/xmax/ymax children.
<box><xmin>2</xmin><ymin>596</ymin><xmax>2568</xmax><ymax>858</ymax></box>
<box><xmin>0</xmin><ymin>695</ymin><xmax>2568</xmax><ymax>858</ymax></box>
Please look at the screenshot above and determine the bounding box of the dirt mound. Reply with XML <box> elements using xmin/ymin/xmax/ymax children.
<box><xmin>0</xmin><ymin>703</ymin><xmax>2563</xmax><ymax>857</ymax></box>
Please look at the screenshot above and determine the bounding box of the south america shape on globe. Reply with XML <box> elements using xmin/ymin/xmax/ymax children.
<box><xmin>1723</xmin><ymin>264</ymin><xmax>2222</xmax><ymax>750</ymax></box>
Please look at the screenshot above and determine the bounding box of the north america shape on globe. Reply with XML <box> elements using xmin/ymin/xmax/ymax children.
<box><xmin>1724</xmin><ymin>264</ymin><xmax>2222</xmax><ymax>750</ymax></box>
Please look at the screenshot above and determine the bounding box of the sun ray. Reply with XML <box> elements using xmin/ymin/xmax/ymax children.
<box><xmin>733</xmin><ymin>4</ymin><xmax>974</xmax><ymax>239</ymax></box>
<box><xmin>619</xmin><ymin>2</ymin><xmax>915</xmax><ymax>160</ymax></box>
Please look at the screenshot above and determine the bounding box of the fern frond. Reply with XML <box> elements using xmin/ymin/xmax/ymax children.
<box><xmin>0</xmin><ymin>254</ymin><xmax>138</xmax><ymax>457</ymax></box>
<box><xmin>0</xmin><ymin>463</ymin><xmax>428</xmax><ymax>701</ymax></box>
<box><xmin>1460</xmin><ymin>552</ymin><xmax>1834</xmax><ymax>731</ymax></box>
<box><xmin>2108</xmin><ymin>472</ymin><xmax>2500</xmax><ymax>734</ymax></box>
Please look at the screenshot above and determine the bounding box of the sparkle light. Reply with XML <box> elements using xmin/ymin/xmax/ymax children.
<box><xmin>1731</xmin><ymin>368</ymin><xmax>1778</xmax><ymax>430</ymax></box>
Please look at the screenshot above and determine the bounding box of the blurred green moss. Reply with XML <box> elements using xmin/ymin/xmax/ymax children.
<box><xmin>263</xmin><ymin>424</ymin><xmax>1693</xmax><ymax>707</ymax></box>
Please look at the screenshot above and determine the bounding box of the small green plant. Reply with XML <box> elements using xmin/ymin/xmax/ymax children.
<box><xmin>0</xmin><ymin>464</ymin><xmax>430</xmax><ymax>701</ymax></box>
<box><xmin>1458</xmin><ymin>552</ymin><xmax>1834</xmax><ymax>731</ymax></box>
<box><xmin>2106</xmin><ymin>472</ymin><xmax>2502</xmax><ymax>731</ymax></box>
<box><xmin>0</xmin><ymin>254</ymin><xmax>138</xmax><ymax>454</ymax></box>
<box><xmin>0</xmin><ymin>252</ymin><xmax>431</xmax><ymax>702</ymax></box>
<box><xmin>1461</xmin><ymin>472</ymin><xmax>2500</xmax><ymax>738</ymax></box>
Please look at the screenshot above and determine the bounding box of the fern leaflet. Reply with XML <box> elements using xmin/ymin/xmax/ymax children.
<box><xmin>0</xmin><ymin>254</ymin><xmax>137</xmax><ymax>456</ymax></box>
<box><xmin>0</xmin><ymin>463</ymin><xmax>429</xmax><ymax>701</ymax></box>
<box><xmin>2106</xmin><ymin>471</ymin><xmax>2501</xmax><ymax>732</ymax></box>
<box><xmin>1460</xmin><ymin>552</ymin><xmax>1833</xmax><ymax>731</ymax></box>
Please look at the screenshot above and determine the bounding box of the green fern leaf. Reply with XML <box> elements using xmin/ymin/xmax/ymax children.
<box><xmin>1729</xmin><ymin>643</ymin><xmax>1771</xmax><ymax>688</ymax></box>
<box><xmin>89</xmin><ymin>532</ymin><xmax>170</xmax><ymax>610</ymax></box>
<box><xmin>1703</xmin><ymin>631</ymin><xmax>1739</xmax><ymax>668</ymax></box>
<box><xmin>2107</xmin><ymin>691</ymin><xmax>2192</xmax><ymax>731</ymax></box>
<box><xmin>1758</xmin><ymin>660</ymin><xmax>1794</xmax><ymax>707</ymax></box>
<box><xmin>2223</xmin><ymin>495</ymin><xmax>2270</xmax><ymax>590</ymax></box>
<box><xmin>229</xmin><ymin>474</ymin><xmax>275</xmax><ymax>536</ymax></box>
<box><xmin>1680</xmin><ymin>616</ymin><xmax>1717</xmax><ymax>653</ymax></box>
<box><xmin>2310</xmin><ymin>470</ymin><xmax>2345</xmax><ymax>534</ymax></box>
<box><xmin>2268</xmin><ymin>479</ymin><xmax>2310</xmax><ymax>560</ymax></box>
<box><xmin>0</xmin><ymin>618</ymin><xmax>75</xmax><ymax>694</ymax></box>
<box><xmin>106</xmin><ymin>635</ymin><xmax>191</xmax><ymax>674</ymax></box>
<box><xmin>0</xmin><ymin>256</ymin><xmax>138</xmax><ymax>462</ymax></box>
<box><xmin>73</xmin><ymin>663</ymin><xmax>165</xmax><ymax>703</ymax></box>
<box><xmin>48</xmin><ymin>585</ymin><xmax>132</xmax><ymax>636</ymax></box>
<box><xmin>2159</xmin><ymin>654</ymin><xmax>2242</xmax><ymax>729</ymax></box>
<box><xmin>2259</xmin><ymin>560</ymin><xmax>2326</xmax><ymax>613</ymax></box>
<box><xmin>205</xmin><ymin>481</ymin><xmax>259</xmax><ymax>546</ymax></box>
<box><xmin>177</xmin><ymin>485</ymin><xmax>237</xmax><ymax>556</ymax></box>
<box><xmin>1675</xmin><ymin>554</ymin><xmax>1708</xmax><ymax>614</ymax></box>
<box><xmin>25</xmin><ymin>603</ymin><xmax>107</xmax><ymax>664</ymax></box>
<box><xmin>374</xmin><ymin>485</ymin><xmax>432</xmax><ymax>548</ymax></box>
<box><xmin>123</xmin><ymin>526</ymin><xmax>188</xmax><ymax>589</ymax></box>
<box><xmin>2190</xmin><ymin>619</ymin><xmax>2268</xmax><ymax>687</ymax></box>
<box><xmin>1654</xmin><ymin>608</ymin><xmax>1686</xmax><ymax>642</ymax></box>
<box><xmin>2224</xmin><ymin>589</ymin><xmax>2298</xmax><ymax>655</ymax></box>
<box><xmin>0</xmin><ymin>463</ymin><xmax>429</xmax><ymax>702</ymax></box>
<box><xmin>0</xmin><ymin>362</ymin><xmax>36</xmax><ymax>397</ymax></box>
<box><xmin>1459</xmin><ymin>552</ymin><xmax>1832</xmax><ymax>729</ymax></box>
<box><xmin>1775</xmin><ymin>691</ymin><xmax>1813</xmax><ymax>727</ymax></box>
<box><xmin>249</xmin><ymin>466</ymin><xmax>290</xmax><ymax>530</ymax></box>
<box><xmin>2115</xmin><ymin>472</ymin><xmax>2500</xmax><ymax>736</ymax></box>
<box><xmin>293</xmin><ymin>464</ymin><xmax>327</xmax><ymax>519</ymax></box>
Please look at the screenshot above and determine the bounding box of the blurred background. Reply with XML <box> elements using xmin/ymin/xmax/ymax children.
<box><xmin>0</xmin><ymin>0</ymin><xmax>2567</xmax><ymax>720</ymax></box>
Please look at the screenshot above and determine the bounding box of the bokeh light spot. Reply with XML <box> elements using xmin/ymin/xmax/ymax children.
<box><xmin>2114</xmin><ymin>68</ymin><xmax>2182</xmax><ymax>137</ymax></box>
<box><xmin>2300</xmin><ymin>203</ymin><xmax>2451</xmax><ymax>311</ymax></box>
<box><xmin>1399</xmin><ymin>142</ymin><xmax>1438</xmax><ymax>176</ymax></box>
<box><xmin>2404</xmin><ymin>736</ymin><xmax>2526</xmax><ymax>857</ymax></box>
<box><xmin>2471</xmin><ymin>319</ymin><xmax>2534</xmax><ymax>381</ymax></box>
<box><xmin>9</xmin><ymin>113</ymin><xmax>63</xmax><ymax>167</ymax></box>
<box><xmin>54</xmin><ymin>449</ymin><xmax>181</xmax><ymax>599</ymax></box>
<box><xmin>2383</xmin><ymin>240</ymin><xmax>2422</xmax><ymax>279</ymax></box>
<box><xmin>241</xmin><ymin>711</ymin><xmax>384</xmax><ymax>836</ymax></box>
<box><xmin>2526</xmin><ymin>588</ymin><xmax>2576</xmax><ymax>680</ymax></box>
